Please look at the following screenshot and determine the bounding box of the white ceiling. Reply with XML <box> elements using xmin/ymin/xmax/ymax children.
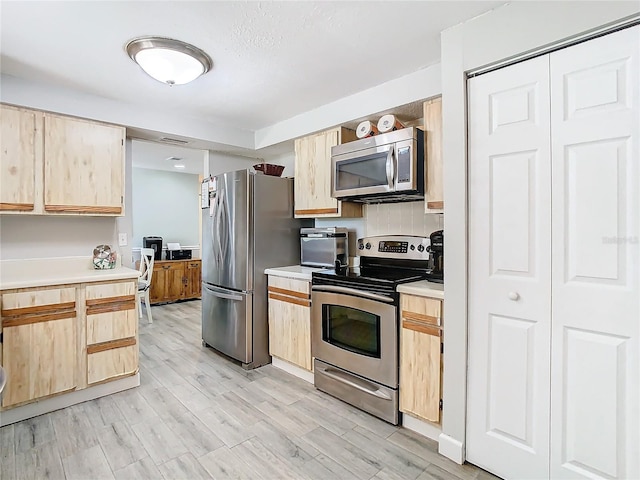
<box><xmin>1</xmin><ymin>1</ymin><xmax>506</xmax><ymax>168</ymax></box>
<box><xmin>131</xmin><ymin>140</ymin><xmax>207</xmax><ymax>175</ymax></box>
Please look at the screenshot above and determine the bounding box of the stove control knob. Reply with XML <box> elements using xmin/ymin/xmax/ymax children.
<box><xmin>358</xmin><ymin>243</ymin><xmax>364</xmax><ymax>250</ymax></box>
<box><xmin>365</xmin><ymin>242</ymin><xmax>372</xmax><ymax>250</ymax></box>
<box><xmin>417</xmin><ymin>244</ymin><xmax>425</xmax><ymax>252</ymax></box>
<box><xmin>410</xmin><ymin>244</ymin><xmax>415</xmax><ymax>251</ymax></box>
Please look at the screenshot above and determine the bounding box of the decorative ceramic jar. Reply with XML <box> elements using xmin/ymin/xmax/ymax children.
<box><xmin>93</xmin><ymin>244</ymin><xmax>117</xmax><ymax>269</ymax></box>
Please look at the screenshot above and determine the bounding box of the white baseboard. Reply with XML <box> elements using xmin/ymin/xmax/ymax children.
<box><xmin>402</xmin><ymin>413</ymin><xmax>442</xmax><ymax>442</ymax></box>
<box><xmin>271</xmin><ymin>357</ymin><xmax>314</xmax><ymax>384</ymax></box>
<box><xmin>0</xmin><ymin>374</ymin><xmax>140</xmax><ymax>427</ymax></box>
<box><xmin>438</xmin><ymin>433</ymin><xmax>465</xmax><ymax>464</ymax></box>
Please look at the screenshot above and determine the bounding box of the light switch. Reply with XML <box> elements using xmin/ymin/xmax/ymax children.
<box><xmin>118</xmin><ymin>233</ymin><xmax>128</xmax><ymax>246</ymax></box>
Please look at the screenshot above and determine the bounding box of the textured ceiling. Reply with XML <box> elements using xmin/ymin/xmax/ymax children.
<box><xmin>0</xmin><ymin>1</ymin><xmax>505</xmax><ymax>133</ymax></box>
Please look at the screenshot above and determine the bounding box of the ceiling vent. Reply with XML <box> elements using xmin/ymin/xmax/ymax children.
<box><xmin>158</xmin><ymin>137</ymin><xmax>189</xmax><ymax>145</ymax></box>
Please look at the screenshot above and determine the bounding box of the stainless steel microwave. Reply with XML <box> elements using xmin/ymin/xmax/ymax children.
<box><xmin>331</xmin><ymin>127</ymin><xmax>425</xmax><ymax>203</ymax></box>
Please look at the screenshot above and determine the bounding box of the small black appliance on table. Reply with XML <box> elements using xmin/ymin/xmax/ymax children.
<box><xmin>311</xmin><ymin>234</ymin><xmax>443</xmax><ymax>425</ymax></box>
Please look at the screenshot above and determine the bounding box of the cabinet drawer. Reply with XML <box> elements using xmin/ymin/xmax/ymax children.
<box><xmin>154</xmin><ymin>262</ymin><xmax>183</xmax><ymax>272</ymax></box>
<box><xmin>400</xmin><ymin>295</ymin><xmax>442</xmax><ymax>327</ymax></box>
<box><xmin>268</xmin><ymin>276</ymin><xmax>310</xmax><ymax>296</ymax></box>
<box><xmin>87</xmin><ymin>341</ymin><xmax>137</xmax><ymax>385</ymax></box>
<box><xmin>87</xmin><ymin>309</ymin><xmax>137</xmax><ymax>345</ymax></box>
<box><xmin>1</xmin><ymin>287</ymin><xmax>76</xmax><ymax>315</ymax></box>
<box><xmin>85</xmin><ymin>281</ymin><xmax>135</xmax><ymax>300</ymax></box>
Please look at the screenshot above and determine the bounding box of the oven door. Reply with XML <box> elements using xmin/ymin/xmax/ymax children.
<box><xmin>311</xmin><ymin>287</ymin><xmax>398</xmax><ymax>388</ymax></box>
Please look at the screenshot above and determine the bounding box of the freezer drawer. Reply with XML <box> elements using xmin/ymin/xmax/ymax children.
<box><xmin>202</xmin><ymin>283</ymin><xmax>252</xmax><ymax>364</ymax></box>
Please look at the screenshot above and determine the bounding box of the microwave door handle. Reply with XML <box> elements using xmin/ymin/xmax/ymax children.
<box><xmin>385</xmin><ymin>146</ymin><xmax>395</xmax><ymax>188</ymax></box>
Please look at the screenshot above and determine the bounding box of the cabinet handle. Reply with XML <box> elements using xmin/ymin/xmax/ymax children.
<box><xmin>508</xmin><ymin>291</ymin><xmax>520</xmax><ymax>301</ymax></box>
<box><xmin>162</xmin><ymin>265</ymin><xmax>171</xmax><ymax>270</ymax></box>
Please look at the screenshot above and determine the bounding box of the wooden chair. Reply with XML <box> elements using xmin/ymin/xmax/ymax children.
<box><xmin>137</xmin><ymin>248</ymin><xmax>155</xmax><ymax>323</ymax></box>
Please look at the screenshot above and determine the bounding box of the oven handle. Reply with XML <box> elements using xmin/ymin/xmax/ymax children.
<box><xmin>311</xmin><ymin>285</ymin><xmax>394</xmax><ymax>303</ymax></box>
<box><xmin>316</xmin><ymin>364</ymin><xmax>392</xmax><ymax>401</ymax></box>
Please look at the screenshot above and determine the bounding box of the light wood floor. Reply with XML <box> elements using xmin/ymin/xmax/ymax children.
<box><xmin>0</xmin><ymin>300</ymin><xmax>498</xmax><ymax>480</ymax></box>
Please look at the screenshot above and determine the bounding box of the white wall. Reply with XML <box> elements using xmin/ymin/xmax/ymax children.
<box><xmin>255</xmin><ymin>63</ymin><xmax>442</xmax><ymax>148</ymax></box>
<box><xmin>0</xmin><ymin>74</ymin><xmax>254</xmax><ymax>150</ymax></box>
<box><xmin>116</xmin><ymin>139</ymin><xmax>134</xmax><ymax>267</ymax></box>
<box><xmin>315</xmin><ymin>202</ymin><xmax>442</xmax><ymax>263</ymax></box>
<box><xmin>0</xmin><ymin>216</ymin><xmax>118</xmax><ymax>260</ymax></box>
<box><xmin>206</xmin><ymin>152</ymin><xmax>261</xmax><ymax>177</ymax></box>
<box><xmin>131</xmin><ymin>168</ymin><xmax>200</xmax><ymax>249</ymax></box>
<box><xmin>440</xmin><ymin>1</ymin><xmax>640</xmax><ymax>464</ymax></box>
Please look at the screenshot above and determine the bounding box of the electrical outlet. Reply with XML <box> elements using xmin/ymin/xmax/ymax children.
<box><xmin>118</xmin><ymin>233</ymin><xmax>128</xmax><ymax>247</ymax></box>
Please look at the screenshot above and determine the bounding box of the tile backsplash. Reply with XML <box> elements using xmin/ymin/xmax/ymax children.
<box><xmin>315</xmin><ymin>201</ymin><xmax>443</xmax><ymax>262</ymax></box>
<box><xmin>364</xmin><ymin>202</ymin><xmax>443</xmax><ymax>237</ymax></box>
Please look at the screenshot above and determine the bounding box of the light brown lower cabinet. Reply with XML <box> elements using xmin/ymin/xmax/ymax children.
<box><xmin>148</xmin><ymin>259</ymin><xmax>202</xmax><ymax>304</ymax></box>
<box><xmin>0</xmin><ymin>287</ymin><xmax>78</xmax><ymax>407</ymax></box>
<box><xmin>0</xmin><ymin>279</ymin><xmax>138</xmax><ymax>410</ymax></box>
<box><xmin>267</xmin><ymin>276</ymin><xmax>312</xmax><ymax>371</ymax></box>
<box><xmin>399</xmin><ymin>294</ymin><xmax>443</xmax><ymax>423</ymax></box>
<box><xmin>85</xmin><ymin>281</ymin><xmax>138</xmax><ymax>385</ymax></box>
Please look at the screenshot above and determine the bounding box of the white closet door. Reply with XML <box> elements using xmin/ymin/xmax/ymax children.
<box><xmin>550</xmin><ymin>25</ymin><xmax>639</xmax><ymax>480</ymax></box>
<box><xmin>467</xmin><ymin>55</ymin><xmax>552</xmax><ymax>479</ymax></box>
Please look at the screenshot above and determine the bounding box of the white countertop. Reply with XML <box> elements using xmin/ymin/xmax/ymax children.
<box><xmin>1</xmin><ymin>256</ymin><xmax>140</xmax><ymax>290</ymax></box>
<box><xmin>264</xmin><ymin>265</ymin><xmax>328</xmax><ymax>281</ymax></box>
<box><xmin>397</xmin><ymin>280</ymin><xmax>444</xmax><ymax>299</ymax></box>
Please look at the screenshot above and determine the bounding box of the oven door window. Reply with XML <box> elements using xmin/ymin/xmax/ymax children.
<box><xmin>322</xmin><ymin>304</ymin><xmax>381</xmax><ymax>358</ymax></box>
<box><xmin>335</xmin><ymin>151</ymin><xmax>390</xmax><ymax>191</ymax></box>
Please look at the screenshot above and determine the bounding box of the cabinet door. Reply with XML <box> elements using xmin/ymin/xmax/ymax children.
<box><xmin>149</xmin><ymin>263</ymin><xmax>167</xmax><ymax>304</ymax></box>
<box><xmin>294</xmin><ymin>128</ymin><xmax>361</xmax><ymax>218</ymax></box>
<box><xmin>166</xmin><ymin>263</ymin><xmax>186</xmax><ymax>301</ymax></box>
<box><xmin>423</xmin><ymin>97</ymin><xmax>444</xmax><ymax>212</ymax></box>
<box><xmin>0</xmin><ymin>105</ymin><xmax>38</xmax><ymax>212</ymax></box>
<box><xmin>399</xmin><ymin>295</ymin><xmax>442</xmax><ymax>422</ymax></box>
<box><xmin>1</xmin><ymin>287</ymin><xmax>77</xmax><ymax>407</ymax></box>
<box><xmin>267</xmin><ymin>276</ymin><xmax>312</xmax><ymax>370</ymax></box>
<box><xmin>150</xmin><ymin>261</ymin><xmax>185</xmax><ymax>303</ymax></box>
<box><xmin>185</xmin><ymin>260</ymin><xmax>202</xmax><ymax>299</ymax></box>
<box><xmin>43</xmin><ymin>114</ymin><xmax>125</xmax><ymax>215</ymax></box>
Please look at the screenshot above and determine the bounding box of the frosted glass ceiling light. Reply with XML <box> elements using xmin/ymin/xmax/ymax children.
<box><xmin>126</xmin><ymin>37</ymin><xmax>212</xmax><ymax>85</ymax></box>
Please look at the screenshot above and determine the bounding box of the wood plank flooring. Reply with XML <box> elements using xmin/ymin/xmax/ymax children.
<box><xmin>0</xmin><ymin>300</ymin><xmax>499</xmax><ymax>480</ymax></box>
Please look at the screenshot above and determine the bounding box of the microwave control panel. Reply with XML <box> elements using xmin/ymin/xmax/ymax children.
<box><xmin>396</xmin><ymin>146</ymin><xmax>411</xmax><ymax>183</ymax></box>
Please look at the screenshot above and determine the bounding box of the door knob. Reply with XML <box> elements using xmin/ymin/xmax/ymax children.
<box><xmin>508</xmin><ymin>291</ymin><xmax>520</xmax><ymax>301</ymax></box>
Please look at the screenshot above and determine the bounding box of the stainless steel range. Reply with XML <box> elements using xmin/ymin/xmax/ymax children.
<box><xmin>311</xmin><ymin>234</ymin><xmax>439</xmax><ymax>424</ymax></box>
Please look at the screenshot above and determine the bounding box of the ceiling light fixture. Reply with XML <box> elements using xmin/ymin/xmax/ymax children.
<box><xmin>125</xmin><ymin>36</ymin><xmax>212</xmax><ymax>86</ymax></box>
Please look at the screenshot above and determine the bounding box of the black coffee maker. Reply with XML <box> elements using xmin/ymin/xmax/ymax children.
<box><xmin>426</xmin><ymin>230</ymin><xmax>444</xmax><ymax>283</ymax></box>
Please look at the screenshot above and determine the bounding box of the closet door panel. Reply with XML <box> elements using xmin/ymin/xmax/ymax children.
<box><xmin>467</xmin><ymin>54</ymin><xmax>552</xmax><ymax>480</ymax></box>
<box><xmin>550</xmin><ymin>25</ymin><xmax>639</xmax><ymax>480</ymax></box>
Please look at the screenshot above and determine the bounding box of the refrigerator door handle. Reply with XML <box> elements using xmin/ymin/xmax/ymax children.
<box><xmin>203</xmin><ymin>284</ymin><xmax>244</xmax><ymax>301</ymax></box>
<box><xmin>219</xmin><ymin>191</ymin><xmax>229</xmax><ymax>260</ymax></box>
<box><xmin>213</xmin><ymin>191</ymin><xmax>223</xmax><ymax>264</ymax></box>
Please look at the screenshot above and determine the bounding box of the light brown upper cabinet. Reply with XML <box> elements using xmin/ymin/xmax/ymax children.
<box><xmin>294</xmin><ymin>127</ymin><xmax>363</xmax><ymax>218</ymax></box>
<box><xmin>44</xmin><ymin>114</ymin><xmax>125</xmax><ymax>215</ymax></box>
<box><xmin>0</xmin><ymin>105</ymin><xmax>38</xmax><ymax>212</ymax></box>
<box><xmin>0</xmin><ymin>104</ymin><xmax>125</xmax><ymax>216</ymax></box>
<box><xmin>423</xmin><ymin>97</ymin><xmax>443</xmax><ymax>213</ymax></box>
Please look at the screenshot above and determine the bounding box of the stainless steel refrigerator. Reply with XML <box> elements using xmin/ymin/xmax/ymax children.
<box><xmin>201</xmin><ymin>169</ymin><xmax>310</xmax><ymax>369</ymax></box>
